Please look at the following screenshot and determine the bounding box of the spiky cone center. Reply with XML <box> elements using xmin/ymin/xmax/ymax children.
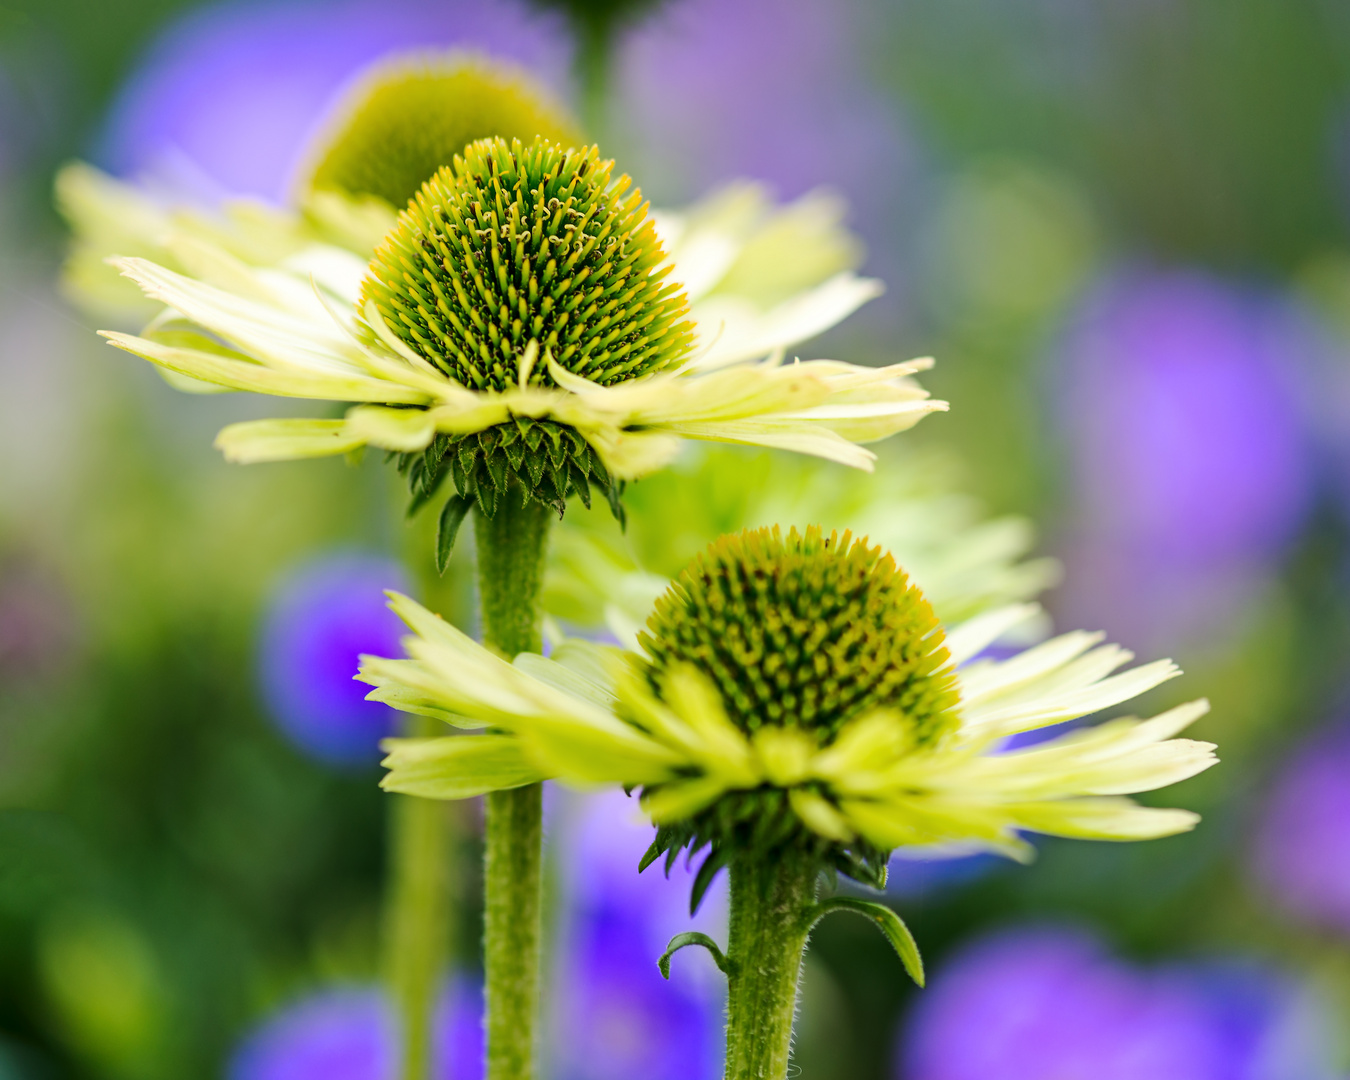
<box><xmin>638</xmin><ymin>526</ymin><xmax>960</xmax><ymax>881</ymax></box>
<box><xmin>642</xmin><ymin>525</ymin><xmax>958</xmax><ymax>742</ymax></box>
<box><xmin>304</xmin><ymin>53</ymin><xmax>582</xmax><ymax>210</ymax></box>
<box><xmin>361</xmin><ymin>136</ymin><xmax>695</xmax><ymax>393</ymax></box>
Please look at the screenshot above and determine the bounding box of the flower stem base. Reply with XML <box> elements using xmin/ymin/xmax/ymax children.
<box><xmin>476</xmin><ymin>493</ymin><xmax>552</xmax><ymax>1080</ymax></box>
<box><xmin>723</xmin><ymin>850</ymin><xmax>820</xmax><ymax>1080</ymax></box>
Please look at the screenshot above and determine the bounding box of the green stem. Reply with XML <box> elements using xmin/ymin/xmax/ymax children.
<box><xmin>476</xmin><ymin>495</ymin><xmax>552</xmax><ymax>1080</ymax></box>
<box><xmin>575</xmin><ymin>14</ymin><xmax>613</xmax><ymax>144</ymax></box>
<box><xmin>385</xmin><ymin>713</ymin><xmax>453</xmax><ymax>1080</ymax></box>
<box><xmin>723</xmin><ymin>850</ymin><xmax>820</xmax><ymax>1080</ymax></box>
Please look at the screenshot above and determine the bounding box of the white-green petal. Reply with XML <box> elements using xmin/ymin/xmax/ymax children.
<box><xmin>214</xmin><ymin>419</ymin><xmax>367</xmax><ymax>463</ymax></box>
<box><xmin>380</xmin><ymin>735</ymin><xmax>547</xmax><ymax>799</ymax></box>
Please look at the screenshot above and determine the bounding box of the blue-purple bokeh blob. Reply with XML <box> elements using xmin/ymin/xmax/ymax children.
<box><xmin>98</xmin><ymin>0</ymin><xmax>573</xmax><ymax>205</ymax></box>
<box><xmin>228</xmin><ymin>981</ymin><xmax>482</xmax><ymax>1080</ymax></box>
<box><xmin>612</xmin><ymin>0</ymin><xmax>923</xmax><ymax>292</ymax></box>
<box><xmin>1251</xmin><ymin>720</ymin><xmax>1350</xmax><ymax>935</ymax></box>
<box><xmin>900</xmin><ymin>925</ymin><xmax>1336</xmax><ymax>1080</ymax></box>
<box><xmin>257</xmin><ymin>552</ymin><xmax>410</xmax><ymax>766</ymax></box>
<box><xmin>1054</xmin><ymin>270</ymin><xmax>1316</xmax><ymax>651</ymax></box>
<box><xmin>552</xmin><ymin>789</ymin><xmax>726</xmax><ymax>1080</ymax></box>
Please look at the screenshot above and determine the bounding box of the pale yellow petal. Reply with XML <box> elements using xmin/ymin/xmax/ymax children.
<box><xmin>214</xmin><ymin>418</ymin><xmax>367</xmax><ymax>463</ymax></box>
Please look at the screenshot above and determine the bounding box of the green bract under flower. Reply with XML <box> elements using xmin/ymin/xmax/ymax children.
<box><xmin>643</xmin><ymin>527</ymin><xmax>958</xmax><ymax>743</ymax></box>
<box><xmin>361</xmin><ymin>138</ymin><xmax>694</xmax><ymax>391</ymax></box>
<box><xmin>304</xmin><ymin>53</ymin><xmax>582</xmax><ymax>210</ymax></box>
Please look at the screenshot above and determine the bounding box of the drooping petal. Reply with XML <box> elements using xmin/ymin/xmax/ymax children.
<box><xmin>380</xmin><ymin>735</ymin><xmax>548</xmax><ymax>799</ymax></box>
<box><xmin>214</xmin><ymin>418</ymin><xmax>367</xmax><ymax>463</ymax></box>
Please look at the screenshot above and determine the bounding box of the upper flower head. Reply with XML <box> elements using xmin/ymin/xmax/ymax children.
<box><xmin>364</xmin><ymin>524</ymin><xmax>1217</xmax><ymax>897</ymax></box>
<box><xmin>360</xmin><ymin>138</ymin><xmax>694</xmax><ymax>392</ymax></box>
<box><xmin>95</xmin><ymin>136</ymin><xmax>941</xmax><ymax>528</ymax></box>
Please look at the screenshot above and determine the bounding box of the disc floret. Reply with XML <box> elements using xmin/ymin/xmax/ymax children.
<box><xmin>637</xmin><ymin>526</ymin><xmax>960</xmax><ymax>887</ymax></box>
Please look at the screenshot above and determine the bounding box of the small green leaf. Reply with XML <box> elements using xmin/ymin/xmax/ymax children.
<box><xmin>808</xmin><ymin>897</ymin><xmax>924</xmax><ymax>987</ymax></box>
<box><xmin>657</xmin><ymin>932</ymin><xmax>729</xmax><ymax>980</ymax></box>
<box><xmin>435</xmin><ymin>494</ymin><xmax>472</xmax><ymax>575</ymax></box>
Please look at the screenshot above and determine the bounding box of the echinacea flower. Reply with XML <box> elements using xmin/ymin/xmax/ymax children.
<box><xmin>58</xmin><ymin>51</ymin><xmax>580</xmax><ymax>321</ymax></box>
<box><xmin>100</xmin><ymin>137</ymin><xmax>940</xmax><ymax>530</ymax></box>
<box><xmin>369</xmin><ymin>525</ymin><xmax>1214</xmax><ymax>873</ymax></box>
<box><xmin>367</xmin><ymin>524</ymin><xmax>1214</xmax><ymax>1079</ymax></box>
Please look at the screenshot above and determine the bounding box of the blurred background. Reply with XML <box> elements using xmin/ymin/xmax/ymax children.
<box><xmin>4</xmin><ymin>0</ymin><xmax>1350</xmax><ymax>1076</ymax></box>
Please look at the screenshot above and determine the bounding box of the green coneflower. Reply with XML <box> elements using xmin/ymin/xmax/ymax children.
<box><xmin>98</xmin><ymin>133</ymin><xmax>939</xmax><ymax>544</ymax></box>
<box><xmin>362</xmin><ymin>525</ymin><xmax>1215</xmax><ymax>1080</ymax></box>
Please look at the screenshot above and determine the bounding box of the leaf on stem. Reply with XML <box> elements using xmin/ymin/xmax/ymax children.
<box><xmin>658</xmin><ymin>931</ymin><xmax>730</xmax><ymax>980</ymax></box>
<box><xmin>807</xmin><ymin>896</ymin><xmax>924</xmax><ymax>987</ymax></box>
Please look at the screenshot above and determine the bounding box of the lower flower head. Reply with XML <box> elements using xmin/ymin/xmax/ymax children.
<box><xmin>365</xmin><ymin>523</ymin><xmax>1216</xmax><ymax>904</ymax></box>
<box><xmin>637</xmin><ymin>526</ymin><xmax>960</xmax><ymax>886</ymax></box>
<box><xmin>642</xmin><ymin>526</ymin><xmax>958</xmax><ymax>743</ymax></box>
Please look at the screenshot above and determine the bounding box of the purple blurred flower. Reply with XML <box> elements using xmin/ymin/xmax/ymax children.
<box><xmin>900</xmin><ymin>926</ymin><xmax>1335</xmax><ymax>1080</ymax></box>
<box><xmin>1055</xmin><ymin>271</ymin><xmax>1316</xmax><ymax>650</ymax></box>
<box><xmin>552</xmin><ymin>789</ymin><xmax>725</xmax><ymax>1080</ymax></box>
<box><xmin>99</xmin><ymin>0</ymin><xmax>573</xmax><ymax>204</ymax></box>
<box><xmin>612</xmin><ymin>0</ymin><xmax>921</xmax><ymax>280</ymax></box>
<box><xmin>884</xmin><ymin>852</ymin><xmax>1000</xmax><ymax>900</ymax></box>
<box><xmin>228</xmin><ymin>981</ymin><xmax>481</xmax><ymax>1080</ymax></box>
<box><xmin>258</xmin><ymin>552</ymin><xmax>410</xmax><ymax>766</ymax></box>
<box><xmin>1251</xmin><ymin>722</ymin><xmax>1350</xmax><ymax>935</ymax></box>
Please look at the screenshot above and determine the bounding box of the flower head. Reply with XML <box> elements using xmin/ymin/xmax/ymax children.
<box><xmin>350</xmin><ymin>135</ymin><xmax>694</xmax><ymax>515</ymax></box>
<box><xmin>544</xmin><ymin>443</ymin><xmax>1060</xmax><ymax>645</ymax></box>
<box><xmin>97</xmin><ymin>0</ymin><xmax>571</xmax><ymax>204</ymax></box>
<box><xmin>304</xmin><ymin>53</ymin><xmax>581</xmax><ymax>211</ymax></box>
<box><xmin>366</xmin><ymin>525</ymin><xmax>1215</xmax><ymax>895</ymax></box>
<box><xmin>98</xmin><ymin>132</ymin><xmax>940</xmax><ymax>528</ymax></box>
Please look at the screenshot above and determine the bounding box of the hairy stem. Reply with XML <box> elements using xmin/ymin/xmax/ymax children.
<box><xmin>386</xmin><ymin>713</ymin><xmax>453</xmax><ymax>1080</ymax></box>
<box><xmin>476</xmin><ymin>496</ymin><xmax>552</xmax><ymax>1080</ymax></box>
<box><xmin>723</xmin><ymin>850</ymin><xmax>820</xmax><ymax>1080</ymax></box>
